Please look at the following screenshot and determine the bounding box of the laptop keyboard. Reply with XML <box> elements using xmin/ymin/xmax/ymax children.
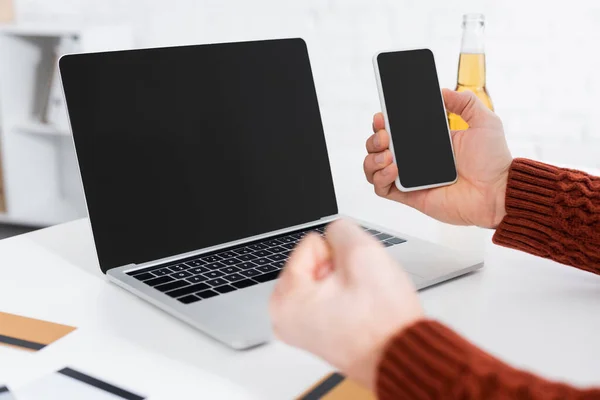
<box><xmin>127</xmin><ymin>224</ymin><xmax>406</xmax><ymax>304</ymax></box>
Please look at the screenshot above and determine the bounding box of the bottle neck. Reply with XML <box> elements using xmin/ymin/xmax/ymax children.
<box><xmin>460</xmin><ymin>20</ymin><xmax>485</xmax><ymax>54</ymax></box>
<box><xmin>458</xmin><ymin>20</ymin><xmax>486</xmax><ymax>87</ymax></box>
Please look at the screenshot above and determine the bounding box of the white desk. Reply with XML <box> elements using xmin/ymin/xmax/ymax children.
<box><xmin>1</xmin><ymin>150</ymin><xmax>600</xmax><ymax>398</ymax></box>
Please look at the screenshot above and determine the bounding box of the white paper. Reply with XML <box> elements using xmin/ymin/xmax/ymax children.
<box><xmin>17</xmin><ymin>371</ymin><xmax>131</xmax><ymax>400</ymax></box>
<box><xmin>1</xmin><ymin>328</ymin><xmax>255</xmax><ymax>400</ymax></box>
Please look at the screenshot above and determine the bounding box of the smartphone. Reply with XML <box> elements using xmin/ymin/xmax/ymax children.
<box><xmin>373</xmin><ymin>48</ymin><xmax>457</xmax><ymax>192</ymax></box>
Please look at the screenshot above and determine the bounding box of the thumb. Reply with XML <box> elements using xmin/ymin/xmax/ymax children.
<box><xmin>324</xmin><ymin>219</ymin><xmax>379</xmax><ymax>277</ymax></box>
<box><xmin>275</xmin><ymin>233</ymin><xmax>331</xmax><ymax>295</ymax></box>
<box><xmin>442</xmin><ymin>88</ymin><xmax>495</xmax><ymax>128</ymax></box>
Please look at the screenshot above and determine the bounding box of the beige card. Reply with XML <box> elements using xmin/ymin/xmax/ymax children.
<box><xmin>298</xmin><ymin>373</ymin><xmax>376</xmax><ymax>400</ymax></box>
<box><xmin>0</xmin><ymin>312</ymin><xmax>76</xmax><ymax>351</ymax></box>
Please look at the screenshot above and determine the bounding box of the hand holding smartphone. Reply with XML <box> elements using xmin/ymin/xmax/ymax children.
<box><xmin>373</xmin><ymin>49</ymin><xmax>457</xmax><ymax>192</ymax></box>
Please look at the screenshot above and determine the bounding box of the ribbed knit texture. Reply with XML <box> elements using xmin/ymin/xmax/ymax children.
<box><xmin>493</xmin><ymin>158</ymin><xmax>600</xmax><ymax>274</ymax></box>
<box><xmin>376</xmin><ymin>159</ymin><xmax>600</xmax><ymax>399</ymax></box>
<box><xmin>377</xmin><ymin>320</ymin><xmax>600</xmax><ymax>399</ymax></box>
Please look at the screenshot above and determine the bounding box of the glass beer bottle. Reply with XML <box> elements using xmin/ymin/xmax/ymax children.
<box><xmin>448</xmin><ymin>14</ymin><xmax>493</xmax><ymax>130</ymax></box>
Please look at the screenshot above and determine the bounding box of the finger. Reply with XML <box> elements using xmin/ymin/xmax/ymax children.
<box><xmin>365</xmin><ymin>129</ymin><xmax>390</xmax><ymax>153</ymax></box>
<box><xmin>269</xmin><ymin>233</ymin><xmax>329</xmax><ymax>339</ymax></box>
<box><xmin>363</xmin><ymin>150</ymin><xmax>393</xmax><ymax>184</ymax></box>
<box><xmin>372</xmin><ymin>163</ymin><xmax>398</xmax><ymax>197</ymax></box>
<box><xmin>276</xmin><ymin>233</ymin><xmax>330</xmax><ymax>294</ymax></box>
<box><xmin>372</xmin><ymin>164</ymin><xmax>424</xmax><ymax>210</ymax></box>
<box><xmin>324</xmin><ymin>219</ymin><xmax>380</xmax><ymax>281</ymax></box>
<box><xmin>442</xmin><ymin>89</ymin><xmax>496</xmax><ymax>128</ymax></box>
<box><xmin>325</xmin><ymin>219</ymin><xmax>379</xmax><ymax>255</ymax></box>
<box><xmin>314</xmin><ymin>260</ymin><xmax>334</xmax><ymax>280</ymax></box>
<box><xmin>372</xmin><ymin>112</ymin><xmax>385</xmax><ymax>133</ymax></box>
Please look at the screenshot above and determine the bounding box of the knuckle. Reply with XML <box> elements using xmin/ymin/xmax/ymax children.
<box><xmin>270</xmin><ymin>317</ymin><xmax>283</xmax><ymax>338</ymax></box>
<box><xmin>465</xmin><ymin>92</ymin><xmax>477</xmax><ymax>107</ymax></box>
<box><xmin>383</xmin><ymin>149</ymin><xmax>392</xmax><ymax>161</ymax></box>
<box><xmin>268</xmin><ymin>302</ymin><xmax>280</xmax><ymax>326</ymax></box>
<box><xmin>373</xmin><ymin>170</ymin><xmax>386</xmax><ymax>184</ymax></box>
<box><xmin>346</xmin><ymin>242</ymin><xmax>376</xmax><ymax>262</ymax></box>
<box><xmin>494</xmin><ymin>115</ymin><xmax>504</xmax><ymax>129</ymax></box>
<box><xmin>461</xmin><ymin>93</ymin><xmax>478</xmax><ymax>121</ymax></box>
<box><xmin>363</xmin><ymin>160</ymin><xmax>377</xmax><ymax>182</ymax></box>
<box><xmin>363</xmin><ymin>156</ymin><xmax>370</xmax><ymax>171</ymax></box>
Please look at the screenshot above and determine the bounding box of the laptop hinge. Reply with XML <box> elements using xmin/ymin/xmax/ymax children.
<box><xmin>115</xmin><ymin>217</ymin><xmax>338</xmax><ymax>275</ymax></box>
<box><xmin>115</xmin><ymin>263</ymin><xmax>136</xmax><ymax>272</ymax></box>
<box><xmin>319</xmin><ymin>214</ymin><xmax>338</xmax><ymax>221</ymax></box>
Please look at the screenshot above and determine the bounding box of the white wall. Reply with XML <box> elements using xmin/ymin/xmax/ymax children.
<box><xmin>14</xmin><ymin>0</ymin><xmax>600</xmax><ymax>168</ymax></box>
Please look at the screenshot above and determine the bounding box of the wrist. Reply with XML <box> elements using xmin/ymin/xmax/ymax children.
<box><xmin>345</xmin><ymin>314</ymin><xmax>425</xmax><ymax>392</ymax></box>
<box><xmin>491</xmin><ymin>168</ymin><xmax>509</xmax><ymax>228</ymax></box>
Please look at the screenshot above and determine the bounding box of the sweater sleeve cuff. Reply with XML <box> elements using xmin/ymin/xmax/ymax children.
<box><xmin>375</xmin><ymin>320</ymin><xmax>600</xmax><ymax>399</ymax></box>
<box><xmin>492</xmin><ymin>158</ymin><xmax>600</xmax><ymax>272</ymax></box>
<box><xmin>493</xmin><ymin>158</ymin><xmax>560</xmax><ymax>251</ymax></box>
<box><xmin>376</xmin><ymin>320</ymin><xmax>476</xmax><ymax>399</ymax></box>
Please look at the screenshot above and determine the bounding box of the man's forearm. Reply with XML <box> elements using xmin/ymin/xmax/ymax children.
<box><xmin>493</xmin><ymin>158</ymin><xmax>600</xmax><ymax>275</ymax></box>
<box><xmin>377</xmin><ymin>320</ymin><xmax>600</xmax><ymax>399</ymax></box>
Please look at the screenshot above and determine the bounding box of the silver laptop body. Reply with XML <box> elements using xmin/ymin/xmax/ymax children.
<box><xmin>107</xmin><ymin>216</ymin><xmax>481</xmax><ymax>349</ymax></box>
<box><xmin>60</xmin><ymin>38</ymin><xmax>482</xmax><ymax>350</ymax></box>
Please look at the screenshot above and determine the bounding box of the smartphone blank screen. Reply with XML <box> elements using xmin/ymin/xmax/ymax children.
<box><xmin>377</xmin><ymin>49</ymin><xmax>457</xmax><ymax>189</ymax></box>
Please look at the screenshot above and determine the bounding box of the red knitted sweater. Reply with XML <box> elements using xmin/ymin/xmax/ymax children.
<box><xmin>377</xmin><ymin>158</ymin><xmax>600</xmax><ymax>399</ymax></box>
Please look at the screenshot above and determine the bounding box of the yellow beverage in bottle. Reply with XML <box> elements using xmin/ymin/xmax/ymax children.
<box><xmin>448</xmin><ymin>14</ymin><xmax>493</xmax><ymax>130</ymax></box>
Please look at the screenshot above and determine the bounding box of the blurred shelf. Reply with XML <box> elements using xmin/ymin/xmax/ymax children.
<box><xmin>0</xmin><ymin>23</ymin><xmax>83</xmax><ymax>37</ymax></box>
<box><xmin>0</xmin><ymin>196</ymin><xmax>80</xmax><ymax>227</ymax></box>
<box><xmin>0</xmin><ymin>24</ymin><xmax>130</xmax><ymax>227</ymax></box>
<box><xmin>15</xmin><ymin>120</ymin><xmax>70</xmax><ymax>137</ymax></box>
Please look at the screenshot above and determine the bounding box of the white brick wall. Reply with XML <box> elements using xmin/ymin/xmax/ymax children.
<box><xmin>14</xmin><ymin>0</ymin><xmax>600</xmax><ymax>168</ymax></box>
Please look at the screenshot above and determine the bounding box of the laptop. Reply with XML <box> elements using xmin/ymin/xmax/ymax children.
<box><xmin>59</xmin><ymin>38</ymin><xmax>483</xmax><ymax>350</ymax></box>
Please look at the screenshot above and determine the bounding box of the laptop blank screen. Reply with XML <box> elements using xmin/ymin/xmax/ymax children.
<box><xmin>60</xmin><ymin>39</ymin><xmax>337</xmax><ymax>273</ymax></box>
